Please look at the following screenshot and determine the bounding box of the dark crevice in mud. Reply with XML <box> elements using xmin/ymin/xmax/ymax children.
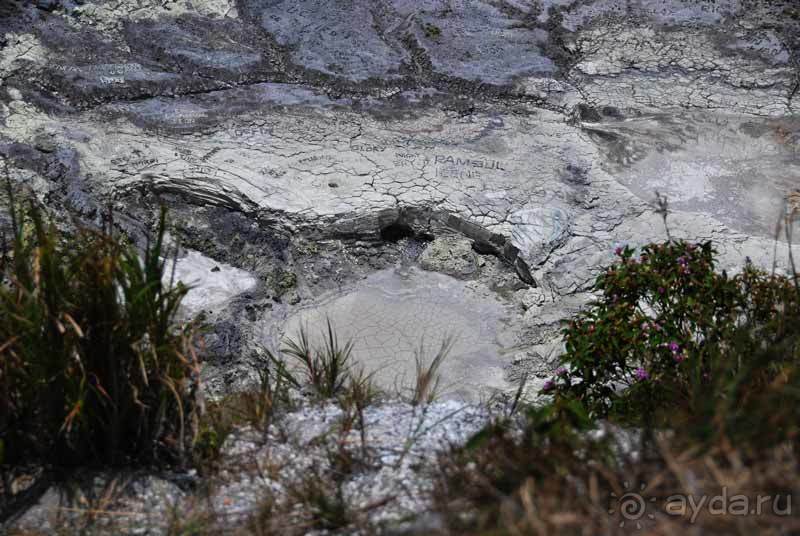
<box><xmin>379</xmin><ymin>220</ymin><xmax>416</xmax><ymax>242</ymax></box>
<box><xmin>539</xmin><ymin>5</ymin><xmax>582</xmax><ymax>74</ymax></box>
<box><xmin>20</xmin><ymin>66</ymin><xmax>547</xmax><ymax>119</ymax></box>
<box><xmin>398</xmin><ymin>33</ymin><xmax>434</xmax><ymax>81</ymax></box>
<box><xmin>379</xmin><ymin>220</ymin><xmax>435</xmax><ymax>245</ymax></box>
<box><xmin>789</xmin><ymin>76</ymin><xmax>799</xmax><ymax>108</ymax></box>
<box><xmin>20</xmin><ymin>74</ymin><xmax>294</xmax><ymax>115</ymax></box>
<box><xmin>337</xmin><ymin>206</ymin><xmax>537</xmax><ymax>287</ymax></box>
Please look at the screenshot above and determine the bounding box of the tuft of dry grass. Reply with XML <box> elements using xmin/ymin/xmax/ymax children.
<box><xmin>268</xmin><ymin>319</ymin><xmax>355</xmax><ymax>400</ymax></box>
<box><xmin>0</xmin><ymin>181</ymin><xmax>202</xmax><ymax>524</ymax></box>
<box><xmin>412</xmin><ymin>336</ymin><xmax>453</xmax><ymax>405</ymax></box>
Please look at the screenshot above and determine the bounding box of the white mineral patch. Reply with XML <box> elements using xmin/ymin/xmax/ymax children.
<box><xmin>169</xmin><ymin>250</ymin><xmax>256</xmax><ymax>318</ymax></box>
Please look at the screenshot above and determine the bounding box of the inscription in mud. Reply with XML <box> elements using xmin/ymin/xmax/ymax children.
<box><xmin>350</xmin><ymin>144</ymin><xmax>386</xmax><ymax>152</ymax></box>
<box><xmin>434</xmin><ymin>154</ymin><xmax>506</xmax><ymax>171</ymax></box>
<box><xmin>201</xmin><ymin>147</ymin><xmax>223</xmax><ymax>162</ymax></box>
<box><xmin>53</xmin><ymin>63</ymin><xmax>143</xmax><ymax>75</ymax></box>
<box><xmin>392</xmin><ymin>152</ymin><xmax>426</xmax><ymax>168</ymax></box>
<box><xmin>170</xmin><ymin>111</ymin><xmax>208</xmax><ymax>126</ymax></box>
<box><xmin>183</xmin><ymin>164</ymin><xmax>218</xmax><ymax>177</ymax></box>
<box><xmin>110</xmin><ymin>155</ymin><xmax>159</xmax><ymax>170</ymax></box>
<box><xmin>53</xmin><ymin>63</ymin><xmax>145</xmax><ymax>86</ymax></box>
<box><xmin>230</xmin><ymin>126</ymin><xmax>273</xmax><ymax>138</ymax></box>
<box><xmin>259</xmin><ymin>166</ymin><xmax>287</xmax><ymax>178</ymax></box>
<box><xmin>297</xmin><ymin>154</ymin><xmax>336</xmax><ymax>165</ymax></box>
<box><xmin>436</xmin><ymin>166</ymin><xmax>482</xmax><ymax>180</ymax></box>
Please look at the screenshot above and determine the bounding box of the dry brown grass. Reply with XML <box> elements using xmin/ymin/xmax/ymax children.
<box><xmin>412</xmin><ymin>336</ymin><xmax>454</xmax><ymax>405</ymax></box>
<box><xmin>433</xmin><ymin>425</ymin><xmax>800</xmax><ymax>536</ymax></box>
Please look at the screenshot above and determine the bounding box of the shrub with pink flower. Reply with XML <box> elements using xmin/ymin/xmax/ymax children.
<box><xmin>545</xmin><ymin>239</ymin><xmax>800</xmax><ymax>419</ymax></box>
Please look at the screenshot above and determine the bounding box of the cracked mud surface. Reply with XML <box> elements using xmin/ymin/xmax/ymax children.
<box><xmin>1</xmin><ymin>0</ymin><xmax>799</xmax><ymax>397</ymax></box>
<box><xmin>283</xmin><ymin>266</ymin><xmax>515</xmax><ymax>401</ymax></box>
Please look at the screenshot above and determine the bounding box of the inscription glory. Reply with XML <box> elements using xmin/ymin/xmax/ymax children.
<box><xmin>434</xmin><ymin>155</ymin><xmax>506</xmax><ymax>171</ymax></box>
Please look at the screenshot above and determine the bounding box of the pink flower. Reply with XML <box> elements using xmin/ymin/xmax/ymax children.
<box><xmin>634</xmin><ymin>368</ymin><xmax>649</xmax><ymax>381</ymax></box>
<box><xmin>668</xmin><ymin>342</ymin><xmax>680</xmax><ymax>353</ymax></box>
<box><xmin>673</xmin><ymin>353</ymin><xmax>686</xmax><ymax>363</ymax></box>
<box><xmin>542</xmin><ymin>379</ymin><xmax>556</xmax><ymax>393</ymax></box>
<box><xmin>615</xmin><ymin>246</ymin><xmax>623</xmax><ymax>256</ymax></box>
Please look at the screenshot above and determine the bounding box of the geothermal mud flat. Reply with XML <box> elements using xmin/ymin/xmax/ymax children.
<box><xmin>0</xmin><ymin>0</ymin><xmax>798</xmax><ymax>398</ymax></box>
<box><xmin>2</xmin><ymin>0</ymin><xmax>800</xmax><ymax>531</ymax></box>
